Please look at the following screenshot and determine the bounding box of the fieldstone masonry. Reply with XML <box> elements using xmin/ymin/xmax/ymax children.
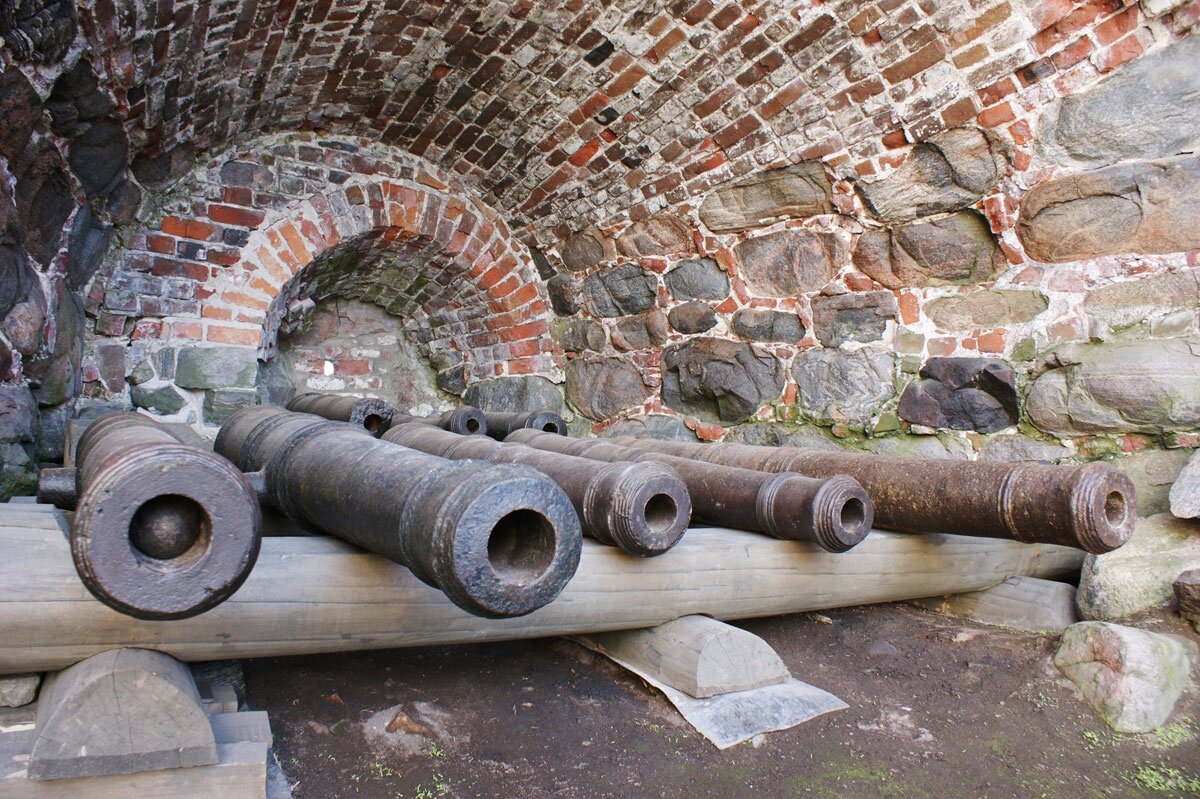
<box><xmin>0</xmin><ymin>0</ymin><xmax>1194</xmax><ymax>496</ymax></box>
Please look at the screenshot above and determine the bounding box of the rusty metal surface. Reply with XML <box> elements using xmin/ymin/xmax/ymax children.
<box><xmin>507</xmin><ymin>430</ymin><xmax>872</xmax><ymax>553</ymax></box>
<box><xmin>35</xmin><ymin>466</ymin><xmax>76</xmax><ymax>508</ymax></box>
<box><xmin>387</xmin><ymin>406</ymin><xmax>489</xmax><ymax>436</ymax></box>
<box><xmin>70</xmin><ymin>412</ymin><xmax>262</xmax><ymax>620</ymax></box>
<box><xmin>604</xmin><ymin>437</ymin><xmax>1136</xmax><ymax>554</ymax></box>
<box><xmin>384</xmin><ymin>424</ymin><xmax>691</xmax><ymax>556</ymax></box>
<box><xmin>287</xmin><ymin>392</ymin><xmax>394</xmax><ymax>436</ymax></box>
<box><xmin>481</xmin><ymin>410</ymin><xmax>568</xmax><ymax>440</ymax></box>
<box><xmin>217</xmin><ymin>407</ymin><xmax>582</xmax><ymax>618</ymax></box>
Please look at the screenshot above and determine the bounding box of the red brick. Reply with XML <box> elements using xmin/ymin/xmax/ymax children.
<box><xmin>568</xmin><ymin>138</ymin><xmax>602</xmax><ymax>167</ymax></box>
<box><xmin>161</xmin><ymin>216</ymin><xmax>215</xmax><ymax>241</ymax></box>
<box><xmin>881</xmin><ymin>41</ymin><xmax>946</xmax><ymax>84</ymax></box>
<box><xmin>206</xmin><ymin>204</ymin><xmax>266</xmax><ymax>228</ymax></box>
<box><xmin>977</xmin><ymin>101</ymin><xmax>1016</xmax><ymax>127</ymax></box>
<box><xmin>1096</xmin><ymin>33</ymin><xmax>1145</xmax><ymax>72</ymax></box>
<box><xmin>206</xmin><ymin>325</ymin><xmax>260</xmax><ymax>345</ymax></box>
<box><xmin>978</xmin><ymin>76</ymin><xmax>1017</xmax><ymax>106</ymax></box>
<box><xmin>1095</xmin><ymin>4</ymin><xmax>1139</xmax><ymax>45</ymax></box>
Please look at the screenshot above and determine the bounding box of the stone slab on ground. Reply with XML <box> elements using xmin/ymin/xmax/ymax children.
<box><xmin>911</xmin><ymin>577</ymin><xmax>1078</xmax><ymax>632</ymax></box>
<box><xmin>1077</xmin><ymin>513</ymin><xmax>1200</xmax><ymax>621</ymax></box>
<box><xmin>1054</xmin><ymin>621</ymin><xmax>1197</xmax><ymax>733</ymax></box>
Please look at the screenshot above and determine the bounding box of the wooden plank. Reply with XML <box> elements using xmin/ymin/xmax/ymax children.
<box><xmin>584</xmin><ymin>615</ymin><xmax>790</xmax><ymax>697</ymax></box>
<box><xmin>910</xmin><ymin>576</ymin><xmax>1079</xmax><ymax>631</ymax></box>
<box><xmin>0</xmin><ymin>507</ymin><xmax>1085</xmax><ymax>674</ymax></box>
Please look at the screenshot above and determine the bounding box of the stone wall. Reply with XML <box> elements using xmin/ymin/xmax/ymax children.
<box><xmin>0</xmin><ymin>0</ymin><xmax>1196</xmax><ymax>500</ymax></box>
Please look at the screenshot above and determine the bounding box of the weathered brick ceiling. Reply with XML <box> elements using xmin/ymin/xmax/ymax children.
<box><xmin>79</xmin><ymin>0</ymin><xmax>1079</xmax><ymax>244</ymax></box>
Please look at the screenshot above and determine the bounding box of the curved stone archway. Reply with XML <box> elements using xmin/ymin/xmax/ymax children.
<box><xmin>87</xmin><ymin>134</ymin><xmax>559</xmax><ymax>426</ymax></box>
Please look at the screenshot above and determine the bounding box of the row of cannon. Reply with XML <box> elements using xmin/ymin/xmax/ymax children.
<box><xmin>36</xmin><ymin>393</ymin><xmax>1138</xmax><ymax>625</ymax></box>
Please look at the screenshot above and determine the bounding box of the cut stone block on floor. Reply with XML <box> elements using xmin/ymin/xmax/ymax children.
<box><xmin>910</xmin><ymin>577</ymin><xmax>1078</xmax><ymax>631</ymax></box>
<box><xmin>28</xmin><ymin>648</ymin><xmax>218</xmax><ymax>781</ymax></box>
<box><xmin>577</xmin><ymin>615</ymin><xmax>847</xmax><ymax>749</ymax></box>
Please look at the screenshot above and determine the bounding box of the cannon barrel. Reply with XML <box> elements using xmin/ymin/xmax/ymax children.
<box><xmin>64</xmin><ymin>412</ymin><xmax>262</xmax><ymax>620</ymax></box>
<box><xmin>506</xmin><ymin>430</ymin><xmax>871</xmax><ymax>553</ymax></box>
<box><xmin>287</xmin><ymin>392</ymin><xmax>394</xmax><ymax>436</ymax></box>
<box><xmin>481</xmin><ymin>410</ymin><xmax>567</xmax><ymax>439</ymax></box>
<box><xmin>384</xmin><ymin>424</ymin><xmax>691</xmax><ymax>557</ymax></box>
<box><xmin>216</xmin><ymin>407</ymin><xmax>582</xmax><ymax>618</ymax></box>
<box><xmin>387</xmin><ymin>406</ymin><xmax>489</xmax><ymax>436</ymax></box>
<box><xmin>604</xmin><ymin>436</ymin><xmax>1135</xmax><ymax>554</ymax></box>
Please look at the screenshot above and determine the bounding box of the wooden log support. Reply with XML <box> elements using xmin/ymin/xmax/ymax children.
<box><xmin>584</xmin><ymin>615</ymin><xmax>790</xmax><ymax>698</ymax></box>
<box><xmin>28</xmin><ymin>648</ymin><xmax>218</xmax><ymax>781</ymax></box>
<box><xmin>0</xmin><ymin>506</ymin><xmax>1084</xmax><ymax>674</ymax></box>
<box><xmin>910</xmin><ymin>576</ymin><xmax>1079</xmax><ymax>632</ymax></box>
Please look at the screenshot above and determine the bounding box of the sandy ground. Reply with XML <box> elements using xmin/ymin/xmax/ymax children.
<box><xmin>244</xmin><ymin>603</ymin><xmax>1200</xmax><ymax>799</ymax></box>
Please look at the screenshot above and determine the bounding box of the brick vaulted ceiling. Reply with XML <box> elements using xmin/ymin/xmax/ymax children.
<box><xmin>81</xmin><ymin>0</ymin><xmax>1077</xmax><ymax>245</ymax></box>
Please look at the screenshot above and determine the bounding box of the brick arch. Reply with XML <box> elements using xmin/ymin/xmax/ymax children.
<box><xmin>211</xmin><ymin>177</ymin><xmax>558</xmax><ymax>381</ymax></box>
<box><xmin>90</xmin><ymin>136</ymin><xmax>559</xmax><ymax>390</ymax></box>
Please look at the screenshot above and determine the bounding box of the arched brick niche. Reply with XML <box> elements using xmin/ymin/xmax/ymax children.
<box><xmin>84</xmin><ymin>134</ymin><xmax>555</xmax><ymax>427</ymax></box>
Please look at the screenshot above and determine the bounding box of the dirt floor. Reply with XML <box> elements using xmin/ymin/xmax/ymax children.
<box><xmin>244</xmin><ymin>604</ymin><xmax>1200</xmax><ymax>799</ymax></box>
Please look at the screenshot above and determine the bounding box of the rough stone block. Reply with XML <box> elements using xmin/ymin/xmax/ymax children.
<box><xmin>664</xmin><ymin>258</ymin><xmax>729</xmax><ymax>301</ymax></box>
<box><xmin>1055</xmin><ymin>621</ymin><xmax>1196</xmax><ymax>733</ymax></box>
<box><xmin>1018</xmin><ymin>155</ymin><xmax>1200</xmax><ymax>262</ymax></box>
<box><xmin>1077</xmin><ymin>514</ymin><xmax>1200</xmax><ymax>621</ymax></box>
<box><xmin>203</xmin><ymin>389</ymin><xmax>258</xmax><ymax>426</ymax></box>
<box><xmin>734</xmin><ymin>229</ymin><xmax>842</xmax><ymax>298</ymax></box>
<box><xmin>898</xmin><ymin>357</ymin><xmax>1018</xmax><ymax>434</ymax></box>
<box><xmin>667</xmin><ymin>301</ymin><xmax>717</xmax><ymax>334</ymax></box>
<box><xmin>175</xmin><ymin>347</ymin><xmax>260</xmax><ymax>390</ymax></box>
<box><xmin>582</xmin><ymin>263</ymin><xmax>658</xmax><ymax>317</ymax></box>
<box><xmin>1170</xmin><ymin>449</ymin><xmax>1200</xmax><ymax>520</ymax></box>
<box><xmin>130</xmin><ymin>383</ymin><xmax>188</xmax><ymax>416</ymax></box>
<box><xmin>858</xmin><ymin>126</ymin><xmax>1008</xmax><ymax>223</ymax></box>
<box><xmin>810</xmin><ymin>290</ymin><xmax>896</xmax><ymax>346</ymax></box>
<box><xmin>792</xmin><ymin>348</ymin><xmax>895</xmax><ymax>426</ymax></box>
<box><xmin>616</xmin><ymin>213</ymin><xmax>694</xmax><ymax>257</ymax></box>
<box><xmin>853</xmin><ymin>210</ymin><xmax>1003</xmax><ymax>289</ymax></box>
<box><xmin>599</xmin><ymin>415</ymin><xmax>697</xmax><ymax>442</ymax></box>
<box><xmin>730</xmin><ymin>308</ymin><xmax>806</xmax><ymax>343</ymax></box>
<box><xmin>925</xmin><ymin>290</ymin><xmax>1048</xmax><ymax>332</ymax></box>
<box><xmin>0</xmin><ymin>673</ymin><xmax>40</xmax><ymax>707</ymax></box>
<box><xmin>662</xmin><ymin>338</ymin><xmax>785</xmax><ymax>423</ymax></box>
<box><xmin>565</xmin><ymin>356</ymin><xmax>649</xmax><ymax>420</ymax></box>
<box><xmin>463</xmin><ymin>376</ymin><xmax>563</xmax><ymax>414</ymax></box>
<box><xmin>1039</xmin><ymin>36</ymin><xmax>1200</xmax><ymax>167</ymax></box>
<box><xmin>1027</xmin><ymin>336</ymin><xmax>1200</xmax><ymax>436</ymax></box>
<box><xmin>698</xmin><ymin>162</ymin><xmax>834</xmax><ymax>232</ymax></box>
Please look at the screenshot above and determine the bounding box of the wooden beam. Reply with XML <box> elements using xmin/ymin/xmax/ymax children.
<box><xmin>583</xmin><ymin>615</ymin><xmax>791</xmax><ymax>698</ymax></box>
<box><xmin>0</xmin><ymin>506</ymin><xmax>1084</xmax><ymax>674</ymax></box>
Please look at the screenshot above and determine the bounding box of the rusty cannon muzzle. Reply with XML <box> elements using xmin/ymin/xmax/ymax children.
<box><xmin>287</xmin><ymin>392</ymin><xmax>394</xmax><ymax>436</ymax></box>
<box><xmin>479</xmin><ymin>409</ymin><xmax>568</xmax><ymax>440</ymax></box>
<box><xmin>506</xmin><ymin>430</ymin><xmax>872</xmax><ymax>553</ymax></box>
<box><xmin>384</xmin><ymin>423</ymin><xmax>691</xmax><ymax>557</ymax></box>
<box><xmin>60</xmin><ymin>412</ymin><xmax>262</xmax><ymax>620</ymax></box>
<box><xmin>604</xmin><ymin>436</ymin><xmax>1136</xmax><ymax>554</ymax></box>
<box><xmin>387</xmin><ymin>406</ymin><xmax>489</xmax><ymax>436</ymax></box>
<box><xmin>216</xmin><ymin>406</ymin><xmax>582</xmax><ymax>618</ymax></box>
